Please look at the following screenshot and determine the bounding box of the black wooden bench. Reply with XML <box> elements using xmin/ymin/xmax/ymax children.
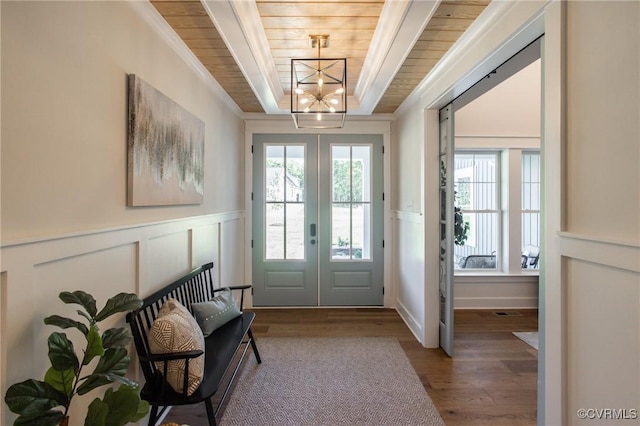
<box><xmin>126</xmin><ymin>262</ymin><xmax>261</xmax><ymax>426</ymax></box>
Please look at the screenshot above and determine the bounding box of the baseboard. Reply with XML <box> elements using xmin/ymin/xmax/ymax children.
<box><xmin>454</xmin><ymin>296</ymin><xmax>539</xmax><ymax>309</ymax></box>
<box><xmin>395</xmin><ymin>300</ymin><xmax>423</xmax><ymax>344</ymax></box>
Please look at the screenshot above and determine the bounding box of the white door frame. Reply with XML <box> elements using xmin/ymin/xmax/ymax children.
<box><xmin>411</xmin><ymin>1</ymin><xmax>563</xmax><ymax>425</ymax></box>
<box><xmin>244</xmin><ymin>118</ymin><xmax>393</xmax><ymax>308</ymax></box>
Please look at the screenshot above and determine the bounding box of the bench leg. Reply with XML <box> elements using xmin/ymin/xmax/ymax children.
<box><xmin>248</xmin><ymin>328</ymin><xmax>262</xmax><ymax>364</ymax></box>
<box><xmin>148</xmin><ymin>405</ymin><xmax>159</xmax><ymax>426</ymax></box>
<box><xmin>205</xmin><ymin>397</ymin><xmax>216</xmax><ymax>426</ymax></box>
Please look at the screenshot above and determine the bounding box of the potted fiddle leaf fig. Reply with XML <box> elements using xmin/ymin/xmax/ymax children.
<box><xmin>4</xmin><ymin>291</ymin><xmax>149</xmax><ymax>426</ymax></box>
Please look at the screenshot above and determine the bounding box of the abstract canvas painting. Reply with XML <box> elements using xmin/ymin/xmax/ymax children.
<box><xmin>127</xmin><ymin>74</ymin><xmax>205</xmax><ymax>206</ymax></box>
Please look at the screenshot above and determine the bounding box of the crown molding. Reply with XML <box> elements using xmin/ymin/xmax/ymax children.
<box><xmin>128</xmin><ymin>0</ymin><xmax>242</xmax><ymax>117</ymax></box>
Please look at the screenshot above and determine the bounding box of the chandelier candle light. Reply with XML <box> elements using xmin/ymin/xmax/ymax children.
<box><xmin>291</xmin><ymin>34</ymin><xmax>347</xmax><ymax>129</ymax></box>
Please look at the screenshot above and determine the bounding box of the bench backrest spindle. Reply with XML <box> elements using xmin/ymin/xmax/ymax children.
<box><xmin>126</xmin><ymin>262</ymin><xmax>216</xmax><ymax>386</ymax></box>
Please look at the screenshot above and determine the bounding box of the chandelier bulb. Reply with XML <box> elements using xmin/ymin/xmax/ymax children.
<box><xmin>295</xmin><ymin>88</ymin><xmax>304</xmax><ymax>95</ymax></box>
<box><xmin>318</xmin><ymin>78</ymin><xmax>323</xmax><ymax>88</ymax></box>
<box><xmin>317</xmin><ymin>113</ymin><xmax>322</xmax><ymax>121</ymax></box>
<box><xmin>335</xmin><ymin>88</ymin><xmax>344</xmax><ymax>94</ymax></box>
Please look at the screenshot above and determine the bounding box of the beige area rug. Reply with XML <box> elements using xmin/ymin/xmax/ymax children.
<box><xmin>220</xmin><ymin>337</ymin><xmax>445</xmax><ymax>426</ymax></box>
<box><xmin>513</xmin><ymin>331</ymin><xmax>539</xmax><ymax>350</ymax></box>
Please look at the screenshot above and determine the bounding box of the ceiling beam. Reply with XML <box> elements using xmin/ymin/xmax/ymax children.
<box><xmin>355</xmin><ymin>0</ymin><xmax>441</xmax><ymax>115</ymax></box>
<box><xmin>201</xmin><ymin>0</ymin><xmax>283</xmax><ymax>114</ymax></box>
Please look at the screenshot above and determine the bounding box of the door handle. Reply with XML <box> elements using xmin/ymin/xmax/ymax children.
<box><xmin>310</xmin><ymin>223</ymin><xmax>316</xmax><ymax>237</ymax></box>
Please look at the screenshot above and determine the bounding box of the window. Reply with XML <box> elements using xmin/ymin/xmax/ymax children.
<box><xmin>454</xmin><ymin>153</ymin><xmax>499</xmax><ymax>269</ymax></box>
<box><xmin>455</xmin><ymin>149</ymin><xmax>541</xmax><ymax>272</ymax></box>
<box><xmin>521</xmin><ymin>152</ymin><xmax>540</xmax><ymax>269</ymax></box>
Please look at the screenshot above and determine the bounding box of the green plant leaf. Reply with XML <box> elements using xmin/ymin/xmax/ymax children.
<box><xmin>77</xmin><ymin>347</ymin><xmax>130</xmax><ymax>395</ymax></box>
<box><xmin>4</xmin><ymin>379</ymin><xmax>66</xmax><ymax>418</ymax></box>
<box><xmin>48</xmin><ymin>332</ymin><xmax>79</xmax><ymax>373</ymax></box>
<box><xmin>77</xmin><ymin>310</ymin><xmax>93</xmax><ymax>323</ymax></box>
<box><xmin>103</xmin><ymin>386</ymin><xmax>140</xmax><ymax>426</ymax></box>
<box><xmin>132</xmin><ymin>399</ymin><xmax>150</xmax><ymax>423</ymax></box>
<box><xmin>44</xmin><ymin>367</ymin><xmax>75</xmax><ymax>398</ymax></box>
<box><xmin>94</xmin><ymin>293</ymin><xmax>142</xmax><ymax>322</ymax></box>
<box><xmin>83</xmin><ymin>325</ymin><xmax>105</xmax><ymax>365</ymax></box>
<box><xmin>14</xmin><ymin>410</ymin><xmax>65</xmax><ymax>426</ymax></box>
<box><xmin>101</xmin><ymin>327</ymin><xmax>132</xmax><ymax>349</ymax></box>
<box><xmin>95</xmin><ymin>348</ymin><xmax>129</xmax><ymax>376</ymax></box>
<box><xmin>44</xmin><ymin>315</ymin><xmax>89</xmax><ymax>335</ymax></box>
<box><xmin>85</xmin><ymin>398</ymin><xmax>108</xmax><ymax>426</ymax></box>
<box><xmin>76</xmin><ymin>374</ymin><xmax>112</xmax><ymax>396</ymax></box>
<box><xmin>59</xmin><ymin>291</ymin><xmax>97</xmax><ymax>317</ymax></box>
<box><xmin>97</xmin><ymin>385</ymin><xmax>149</xmax><ymax>426</ymax></box>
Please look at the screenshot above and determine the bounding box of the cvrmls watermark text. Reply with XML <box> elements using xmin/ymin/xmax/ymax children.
<box><xmin>577</xmin><ymin>408</ymin><xmax>638</xmax><ymax>420</ymax></box>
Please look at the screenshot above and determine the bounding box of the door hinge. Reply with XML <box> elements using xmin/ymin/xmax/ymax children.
<box><xmin>251</xmin><ymin>287</ymin><xmax>254</xmax><ymax>295</ymax></box>
<box><xmin>382</xmin><ymin>145</ymin><xmax>385</xmax><ymax>154</ymax></box>
<box><xmin>251</xmin><ymin>240</ymin><xmax>254</xmax><ymax>248</ymax></box>
<box><xmin>383</xmin><ymin>287</ymin><xmax>385</xmax><ymax>295</ymax></box>
<box><xmin>251</xmin><ymin>145</ymin><xmax>254</xmax><ymax>153</ymax></box>
<box><xmin>382</xmin><ymin>192</ymin><xmax>385</xmax><ymax>201</ymax></box>
<box><xmin>382</xmin><ymin>240</ymin><xmax>385</xmax><ymax>248</ymax></box>
<box><xmin>251</xmin><ymin>192</ymin><xmax>254</xmax><ymax>201</ymax></box>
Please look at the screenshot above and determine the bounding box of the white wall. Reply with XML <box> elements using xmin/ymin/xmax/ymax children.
<box><xmin>563</xmin><ymin>2</ymin><xmax>640</xmax><ymax>424</ymax></box>
<box><xmin>1</xmin><ymin>2</ymin><xmax>245</xmax><ymax>425</ymax></box>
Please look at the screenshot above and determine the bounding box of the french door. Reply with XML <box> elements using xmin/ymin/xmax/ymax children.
<box><xmin>252</xmin><ymin>134</ymin><xmax>383</xmax><ymax>307</ymax></box>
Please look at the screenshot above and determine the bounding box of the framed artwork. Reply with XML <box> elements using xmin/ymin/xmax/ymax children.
<box><xmin>127</xmin><ymin>74</ymin><xmax>205</xmax><ymax>206</ymax></box>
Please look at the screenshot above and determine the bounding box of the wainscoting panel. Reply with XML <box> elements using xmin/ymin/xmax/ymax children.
<box><xmin>146</xmin><ymin>231</ymin><xmax>191</xmax><ymax>294</ymax></box>
<box><xmin>454</xmin><ymin>275</ymin><xmax>539</xmax><ymax>309</ymax></box>
<box><xmin>393</xmin><ymin>211</ymin><xmax>425</xmax><ymax>343</ymax></box>
<box><xmin>0</xmin><ymin>212</ymin><xmax>244</xmax><ymax>426</ymax></box>
<box><xmin>220</xmin><ymin>217</ymin><xmax>246</xmax><ymax>289</ymax></box>
<box><xmin>561</xmin><ymin>232</ymin><xmax>640</xmax><ymax>424</ymax></box>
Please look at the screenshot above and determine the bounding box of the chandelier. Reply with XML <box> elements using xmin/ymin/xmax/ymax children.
<box><xmin>291</xmin><ymin>35</ymin><xmax>347</xmax><ymax>129</ymax></box>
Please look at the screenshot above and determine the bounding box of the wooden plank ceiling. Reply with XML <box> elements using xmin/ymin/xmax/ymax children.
<box><xmin>151</xmin><ymin>0</ymin><xmax>490</xmax><ymax>115</ymax></box>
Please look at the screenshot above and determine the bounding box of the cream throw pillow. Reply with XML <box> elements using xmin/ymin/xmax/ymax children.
<box><xmin>148</xmin><ymin>298</ymin><xmax>205</xmax><ymax>396</ymax></box>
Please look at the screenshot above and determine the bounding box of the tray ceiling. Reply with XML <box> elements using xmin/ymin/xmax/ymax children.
<box><xmin>150</xmin><ymin>0</ymin><xmax>490</xmax><ymax>116</ymax></box>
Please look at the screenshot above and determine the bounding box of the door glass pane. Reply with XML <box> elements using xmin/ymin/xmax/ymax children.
<box><xmin>351</xmin><ymin>146</ymin><xmax>370</xmax><ymax>202</ymax></box>
<box><xmin>331</xmin><ymin>145</ymin><xmax>371</xmax><ymax>260</ymax></box>
<box><xmin>351</xmin><ymin>203</ymin><xmax>369</xmax><ymax>259</ymax></box>
<box><xmin>265</xmin><ymin>146</ymin><xmax>285</xmax><ymax>202</ymax></box>
<box><xmin>332</xmin><ymin>203</ymin><xmax>351</xmax><ymax>259</ymax></box>
<box><xmin>286</xmin><ymin>203</ymin><xmax>305</xmax><ymax>259</ymax></box>
<box><xmin>332</xmin><ymin>146</ymin><xmax>350</xmax><ymax>202</ymax></box>
<box><xmin>265</xmin><ymin>145</ymin><xmax>305</xmax><ymax>260</ymax></box>
<box><xmin>265</xmin><ymin>203</ymin><xmax>284</xmax><ymax>259</ymax></box>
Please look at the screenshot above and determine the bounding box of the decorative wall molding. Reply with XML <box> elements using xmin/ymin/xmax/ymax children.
<box><xmin>558</xmin><ymin>232</ymin><xmax>640</xmax><ymax>273</ymax></box>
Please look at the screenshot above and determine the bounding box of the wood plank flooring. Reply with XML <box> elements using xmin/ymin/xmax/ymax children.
<box><xmin>162</xmin><ymin>308</ymin><xmax>538</xmax><ymax>425</ymax></box>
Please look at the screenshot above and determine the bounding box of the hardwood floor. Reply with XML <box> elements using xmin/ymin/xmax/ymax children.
<box><xmin>162</xmin><ymin>308</ymin><xmax>538</xmax><ymax>425</ymax></box>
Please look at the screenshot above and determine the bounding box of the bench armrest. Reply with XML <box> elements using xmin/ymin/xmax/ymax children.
<box><xmin>142</xmin><ymin>349</ymin><xmax>204</xmax><ymax>363</ymax></box>
<box><xmin>213</xmin><ymin>285</ymin><xmax>252</xmax><ymax>292</ymax></box>
<box><xmin>213</xmin><ymin>285</ymin><xmax>252</xmax><ymax>309</ymax></box>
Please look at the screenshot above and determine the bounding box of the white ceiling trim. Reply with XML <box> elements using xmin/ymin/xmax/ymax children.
<box><xmin>129</xmin><ymin>0</ymin><xmax>242</xmax><ymax>116</ymax></box>
<box><xmin>355</xmin><ymin>0</ymin><xmax>441</xmax><ymax>115</ymax></box>
<box><xmin>202</xmin><ymin>0</ymin><xmax>282</xmax><ymax>114</ymax></box>
<box><xmin>397</xmin><ymin>0</ymin><xmax>547</xmax><ymax>114</ymax></box>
